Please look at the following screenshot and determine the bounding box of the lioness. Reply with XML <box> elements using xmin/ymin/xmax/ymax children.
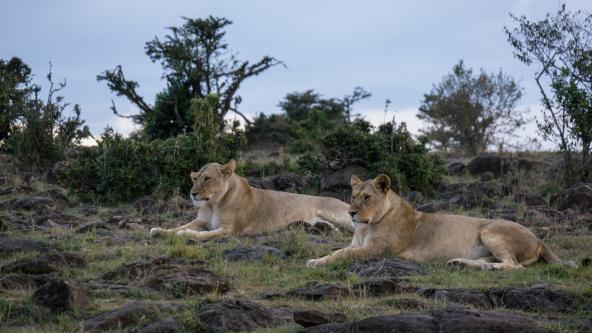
<box><xmin>150</xmin><ymin>160</ymin><xmax>353</xmax><ymax>240</ymax></box>
<box><xmin>307</xmin><ymin>174</ymin><xmax>568</xmax><ymax>270</ymax></box>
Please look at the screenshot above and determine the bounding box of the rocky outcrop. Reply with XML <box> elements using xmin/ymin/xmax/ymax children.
<box><xmin>223</xmin><ymin>245</ymin><xmax>287</xmax><ymax>262</ymax></box>
<box><xmin>349</xmin><ymin>257</ymin><xmax>426</xmax><ymax>278</ymax></box>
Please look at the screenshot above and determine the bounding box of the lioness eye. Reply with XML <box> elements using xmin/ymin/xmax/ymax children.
<box><xmin>363</xmin><ymin>195</ymin><xmax>370</xmax><ymax>202</ymax></box>
<box><xmin>203</xmin><ymin>176</ymin><xmax>210</xmax><ymax>182</ymax></box>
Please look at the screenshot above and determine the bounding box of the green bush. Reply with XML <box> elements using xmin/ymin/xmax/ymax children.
<box><xmin>57</xmin><ymin>97</ymin><xmax>244</xmax><ymax>203</ymax></box>
<box><xmin>297</xmin><ymin>119</ymin><xmax>444</xmax><ymax>195</ymax></box>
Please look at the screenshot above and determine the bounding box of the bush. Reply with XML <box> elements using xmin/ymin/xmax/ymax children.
<box><xmin>57</xmin><ymin>97</ymin><xmax>245</xmax><ymax>203</ymax></box>
<box><xmin>297</xmin><ymin>119</ymin><xmax>444</xmax><ymax>195</ymax></box>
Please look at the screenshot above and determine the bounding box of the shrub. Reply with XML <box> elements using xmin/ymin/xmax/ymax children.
<box><xmin>297</xmin><ymin>119</ymin><xmax>444</xmax><ymax>195</ymax></box>
<box><xmin>57</xmin><ymin>97</ymin><xmax>244</xmax><ymax>203</ymax></box>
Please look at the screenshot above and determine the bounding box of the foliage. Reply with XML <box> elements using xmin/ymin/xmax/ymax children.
<box><xmin>0</xmin><ymin>58</ymin><xmax>90</xmax><ymax>172</ymax></box>
<box><xmin>506</xmin><ymin>5</ymin><xmax>592</xmax><ymax>182</ymax></box>
<box><xmin>97</xmin><ymin>16</ymin><xmax>282</xmax><ymax>139</ymax></box>
<box><xmin>297</xmin><ymin>119</ymin><xmax>444</xmax><ymax>195</ymax></box>
<box><xmin>57</xmin><ymin>96</ymin><xmax>244</xmax><ymax>203</ymax></box>
<box><xmin>417</xmin><ymin>60</ymin><xmax>525</xmax><ymax>155</ymax></box>
<box><xmin>246</xmin><ymin>88</ymin><xmax>370</xmax><ymax>152</ymax></box>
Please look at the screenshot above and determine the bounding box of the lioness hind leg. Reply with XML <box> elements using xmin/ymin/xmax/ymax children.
<box><xmin>447</xmin><ymin>257</ymin><xmax>497</xmax><ymax>270</ymax></box>
<box><xmin>478</xmin><ymin>225</ymin><xmax>530</xmax><ymax>270</ymax></box>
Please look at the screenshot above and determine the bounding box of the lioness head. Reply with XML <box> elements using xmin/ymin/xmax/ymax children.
<box><xmin>189</xmin><ymin>159</ymin><xmax>236</xmax><ymax>206</ymax></box>
<box><xmin>349</xmin><ymin>174</ymin><xmax>392</xmax><ymax>224</ymax></box>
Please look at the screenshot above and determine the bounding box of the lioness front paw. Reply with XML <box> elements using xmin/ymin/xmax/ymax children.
<box><xmin>446</xmin><ymin>258</ymin><xmax>468</xmax><ymax>268</ymax></box>
<box><xmin>149</xmin><ymin>227</ymin><xmax>163</xmax><ymax>238</ymax></box>
<box><xmin>306</xmin><ymin>258</ymin><xmax>324</xmax><ymax>268</ymax></box>
<box><xmin>176</xmin><ymin>230</ymin><xmax>191</xmax><ymax>237</ymax></box>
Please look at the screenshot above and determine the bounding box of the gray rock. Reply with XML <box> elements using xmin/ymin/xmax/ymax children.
<box><xmin>562</xmin><ymin>182</ymin><xmax>592</xmax><ymax>211</ymax></box>
<box><xmin>196</xmin><ymin>300</ymin><xmax>294</xmax><ymax>333</ymax></box>
<box><xmin>0</xmin><ymin>237</ymin><xmax>53</xmax><ymax>255</ymax></box>
<box><xmin>349</xmin><ymin>257</ymin><xmax>426</xmax><ymax>278</ymax></box>
<box><xmin>223</xmin><ymin>245</ymin><xmax>287</xmax><ymax>262</ymax></box>
<box><xmin>83</xmin><ymin>302</ymin><xmax>157</xmax><ymax>333</ymax></box>
<box><xmin>0</xmin><ymin>196</ymin><xmax>55</xmax><ymax>211</ymax></box>
<box><xmin>301</xmin><ymin>308</ymin><xmax>550</xmax><ymax>333</ymax></box>
<box><xmin>447</xmin><ymin>162</ymin><xmax>466</xmax><ymax>176</ymax></box>
<box><xmin>514</xmin><ymin>193</ymin><xmax>547</xmax><ymax>207</ymax></box>
<box><xmin>467</xmin><ymin>155</ymin><xmax>507</xmax><ymax>176</ymax></box>
<box><xmin>288</xmin><ymin>282</ymin><xmax>350</xmax><ymax>300</ymax></box>
<box><xmin>31</xmin><ymin>278</ymin><xmax>71</xmax><ymax>313</ymax></box>
<box><xmin>487</xmin><ymin>287</ymin><xmax>574</xmax><ymax>312</ymax></box>
<box><xmin>480</xmin><ymin>171</ymin><xmax>495</xmax><ymax>182</ymax></box>
<box><xmin>321</xmin><ymin>165</ymin><xmax>368</xmax><ymax>192</ymax></box>
<box><xmin>293</xmin><ymin>310</ymin><xmax>347</xmax><ymax>327</ymax></box>
<box><xmin>138</xmin><ymin>317</ymin><xmax>179</xmax><ymax>333</ymax></box>
<box><xmin>0</xmin><ymin>273</ymin><xmax>54</xmax><ymax>290</ymax></box>
<box><xmin>418</xmin><ymin>288</ymin><xmax>493</xmax><ymax>309</ymax></box>
<box><xmin>351</xmin><ymin>279</ymin><xmax>404</xmax><ymax>296</ymax></box>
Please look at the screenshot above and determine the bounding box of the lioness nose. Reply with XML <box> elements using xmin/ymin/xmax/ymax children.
<box><xmin>349</xmin><ymin>211</ymin><xmax>357</xmax><ymax>217</ymax></box>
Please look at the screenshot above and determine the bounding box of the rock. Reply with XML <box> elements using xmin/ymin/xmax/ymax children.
<box><xmin>480</xmin><ymin>171</ymin><xmax>495</xmax><ymax>182</ymax></box>
<box><xmin>514</xmin><ymin>193</ymin><xmax>547</xmax><ymax>207</ymax></box>
<box><xmin>196</xmin><ymin>300</ymin><xmax>293</xmax><ymax>333</ymax></box>
<box><xmin>352</xmin><ymin>279</ymin><xmax>403</xmax><ymax>296</ymax></box>
<box><xmin>301</xmin><ymin>308</ymin><xmax>549</xmax><ymax>333</ymax></box>
<box><xmin>78</xmin><ymin>204</ymin><xmax>98</xmax><ymax>216</ymax></box>
<box><xmin>0</xmin><ymin>274</ymin><xmax>54</xmax><ymax>290</ymax></box>
<box><xmin>268</xmin><ymin>172</ymin><xmax>306</xmax><ymax>193</ymax></box>
<box><xmin>31</xmin><ymin>278</ymin><xmax>88</xmax><ymax>313</ymax></box>
<box><xmin>562</xmin><ymin>182</ymin><xmax>592</xmax><ymax>211</ymax></box>
<box><xmin>247</xmin><ymin>177</ymin><xmax>273</xmax><ymax>190</ymax></box>
<box><xmin>417</xmin><ymin>200</ymin><xmax>449</xmax><ymax>213</ymax></box>
<box><xmin>83</xmin><ymin>302</ymin><xmax>158</xmax><ymax>333</ymax></box>
<box><xmin>76</xmin><ymin>220</ymin><xmax>112</xmax><ymax>233</ymax></box>
<box><xmin>418</xmin><ymin>288</ymin><xmax>493</xmax><ymax>309</ymax></box>
<box><xmin>288</xmin><ymin>282</ymin><xmax>350</xmax><ymax>300</ymax></box>
<box><xmin>102</xmin><ymin>257</ymin><xmax>228</xmax><ymax>296</ymax></box>
<box><xmin>467</xmin><ymin>155</ymin><xmax>507</xmax><ymax>176</ymax></box>
<box><xmin>35</xmin><ymin>187</ymin><xmax>69</xmax><ymax>205</ymax></box>
<box><xmin>223</xmin><ymin>245</ymin><xmax>287</xmax><ymax>262</ymax></box>
<box><xmin>458</xmin><ymin>191</ymin><xmax>495</xmax><ymax>209</ymax></box>
<box><xmin>287</xmin><ymin>220</ymin><xmax>338</xmax><ymax>234</ymax></box>
<box><xmin>0</xmin><ymin>237</ymin><xmax>53</xmax><ymax>255</ymax></box>
<box><xmin>1</xmin><ymin>258</ymin><xmax>56</xmax><ymax>275</ymax></box>
<box><xmin>293</xmin><ymin>310</ymin><xmax>347</xmax><ymax>327</ymax></box>
<box><xmin>447</xmin><ymin>162</ymin><xmax>466</xmax><ymax>176</ymax></box>
<box><xmin>349</xmin><ymin>257</ymin><xmax>426</xmax><ymax>278</ymax></box>
<box><xmin>138</xmin><ymin>317</ymin><xmax>179</xmax><ymax>333</ymax></box>
<box><xmin>405</xmin><ymin>191</ymin><xmax>425</xmax><ymax>205</ymax></box>
<box><xmin>487</xmin><ymin>287</ymin><xmax>574</xmax><ymax>312</ymax></box>
<box><xmin>438</xmin><ymin>182</ymin><xmax>466</xmax><ymax>200</ymax></box>
<box><xmin>321</xmin><ymin>165</ymin><xmax>368</xmax><ymax>192</ymax></box>
<box><xmin>466</xmin><ymin>181</ymin><xmax>501</xmax><ymax>198</ymax></box>
<box><xmin>0</xmin><ymin>196</ymin><xmax>55</xmax><ymax>211</ymax></box>
<box><xmin>1</xmin><ymin>251</ymin><xmax>85</xmax><ymax>275</ymax></box>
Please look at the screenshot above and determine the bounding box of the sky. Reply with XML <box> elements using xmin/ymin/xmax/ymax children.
<box><xmin>2</xmin><ymin>0</ymin><xmax>592</xmax><ymax>149</ymax></box>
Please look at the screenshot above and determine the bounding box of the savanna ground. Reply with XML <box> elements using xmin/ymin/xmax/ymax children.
<box><xmin>0</xmin><ymin>152</ymin><xmax>591</xmax><ymax>332</ymax></box>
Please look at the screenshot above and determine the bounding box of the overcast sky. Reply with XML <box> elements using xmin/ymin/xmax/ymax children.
<box><xmin>2</xmin><ymin>0</ymin><xmax>591</xmax><ymax>148</ymax></box>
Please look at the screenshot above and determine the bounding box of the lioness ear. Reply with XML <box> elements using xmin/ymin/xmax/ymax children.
<box><xmin>222</xmin><ymin>159</ymin><xmax>236</xmax><ymax>176</ymax></box>
<box><xmin>351</xmin><ymin>175</ymin><xmax>362</xmax><ymax>188</ymax></box>
<box><xmin>372</xmin><ymin>174</ymin><xmax>391</xmax><ymax>193</ymax></box>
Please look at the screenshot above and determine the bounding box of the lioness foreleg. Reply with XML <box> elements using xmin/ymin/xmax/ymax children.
<box><xmin>306</xmin><ymin>246</ymin><xmax>373</xmax><ymax>268</ymax></box>
<box><xmin>149</xmin><ymin>219</ymin><xmax>207</xmax><ymax>238</ymax></box>
<box><xmin>176</xmin><ymin>227</ymin><xmax>228</xmax><ymax>241</ymax></box>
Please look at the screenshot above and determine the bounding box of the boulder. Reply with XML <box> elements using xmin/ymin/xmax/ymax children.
<box><xmin>349</xmin><ymin>257</ymin><xmax>426</xmax><ymax>278</ymax></box>
<box><xmin>467</xmin><ymin>155</ymin><xmax>507</xmax><ymax>176</ymax></box>
<box><xmin>351</xmin><ymin>279</ymin><xmax>403</xmax><ymax>296</ymax></box>
<box><xmin>0</xmin><ymin>237</ymin><xmax>53</xmax><ymax>255</ymax></box>
<box><xmin>418</xmin><ymin>288</ymin><xmax>493</xmax><ymax>309</ymax></box>
<box><xmin>138</xmin><ymin>317</ymin><xmax>179</xmax><ymax>333</ymax></box>
<box><xmin>288</xmin><ymin>282</ymin><xmax>350</xmax><ymax>300</ymax></box>
<box><xmin>321</xmin><ymin>165</ymin><xmax>368</xmax><ymax>192</ymax></box>
<box><xmin>562</xmin><ymin>182</ymin><xmax>592</xmax><ymax>211</ymax></box>
<box><xmin>83</xmin><ymin>302</ymin><xmax>158</xmax><ymax>333</ymax></box>
<box><xmin>31</xmin><ymin>278</ymin><xmax>89</xmax><ymax>313</ymax></box>
<box><xmin>196</xmin><ymin>300</ymin><xmax>294</xmax><ymax>333</ymax></box>
<box><xmin>1</xmin><ymin>258</ymin><xmax>56</xmax><ymax>275</ymax></box>
<box><xmin>458</xmin><ymin>191</ymin><xmax>495</xmax><ymax>209</ymax></box>
<box><xmin>0</xmin><ymin>196</ymin><xmax>55</xmax><ymax>211</ymax></box>
<box><xmin>447</xmin><ymin>162</ymin><xmax>466</xmax><ymax>176</ymax></box>
<box><xmin>0</xmin><ymin>273</ymin><xmax>54</xmax><ymax>290</ymax></box>
<box><xmin>268</xmin><ymin>172</ymin><xmax>307</xmax><ymax>193</ymax></box>
<box><xmin>487</xmin><ymin>287</ymin><xmax>574</xmax><ymax>312</ymax></box>
<box><xmin>223</xmin><ymin>245</ymin><xmax>287</xmax><ymax>262</ymax></box>
<box><xmin>293</xmin><ymin>310</ymin><xmax>347</xmax><ymax>327</ymax></box>
<box><xmin>514</xmin><ymin>193</ymin><xmax>547</xmax><ymax>207</ymax></box>
<box><xmin>301</xmin><ymin>309</ymin><xmax>550</xmax><ymax>333</ymax></box>
<box><xmin>480</xmin><ymin>171</ymin><xmax>495</xmax><ymax>182</ymax></box>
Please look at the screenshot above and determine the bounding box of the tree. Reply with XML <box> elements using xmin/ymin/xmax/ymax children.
<box><xmin>279</xmin><ymin>89</ymin><xmax>345</xmax><ymax>123</ymax></box>
<box><xmin>0</xmin><ymin>57</ymin><xmax>34</xmax><ymax>145</ymax></box>
<box><xmin>417</xmin><ymin>60</ymin><xmax>525</xmax><ymax>155</ymax></box>
<box><xmin>506</xmin><ymin>5</ymin><xmax>592</xmax><ymax>182</ymax></box>
<box><xmin>1</xmin><ymin>58</ymin><xmax>90</xmax><ymax>172</ymax></box>
<box><xmin>343</xmin><ymin>86</ymin><xmax>371</xmax><ymax>122</ymax></box>
<box><xmin>97</xmin><ymin>16</ymin><xmax>282</xmax><ymax>139</ymax></box>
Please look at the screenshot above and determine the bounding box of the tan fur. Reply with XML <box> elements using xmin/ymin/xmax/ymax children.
<box><xmin>306</xmin><ymin>174</ymin><xmax>567</xmax><ymax>270</ymax></box>
<box><xmin>150</xmin><ymin>160</ymin><xmax>353</xmax><ymax>241</ymax></box>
